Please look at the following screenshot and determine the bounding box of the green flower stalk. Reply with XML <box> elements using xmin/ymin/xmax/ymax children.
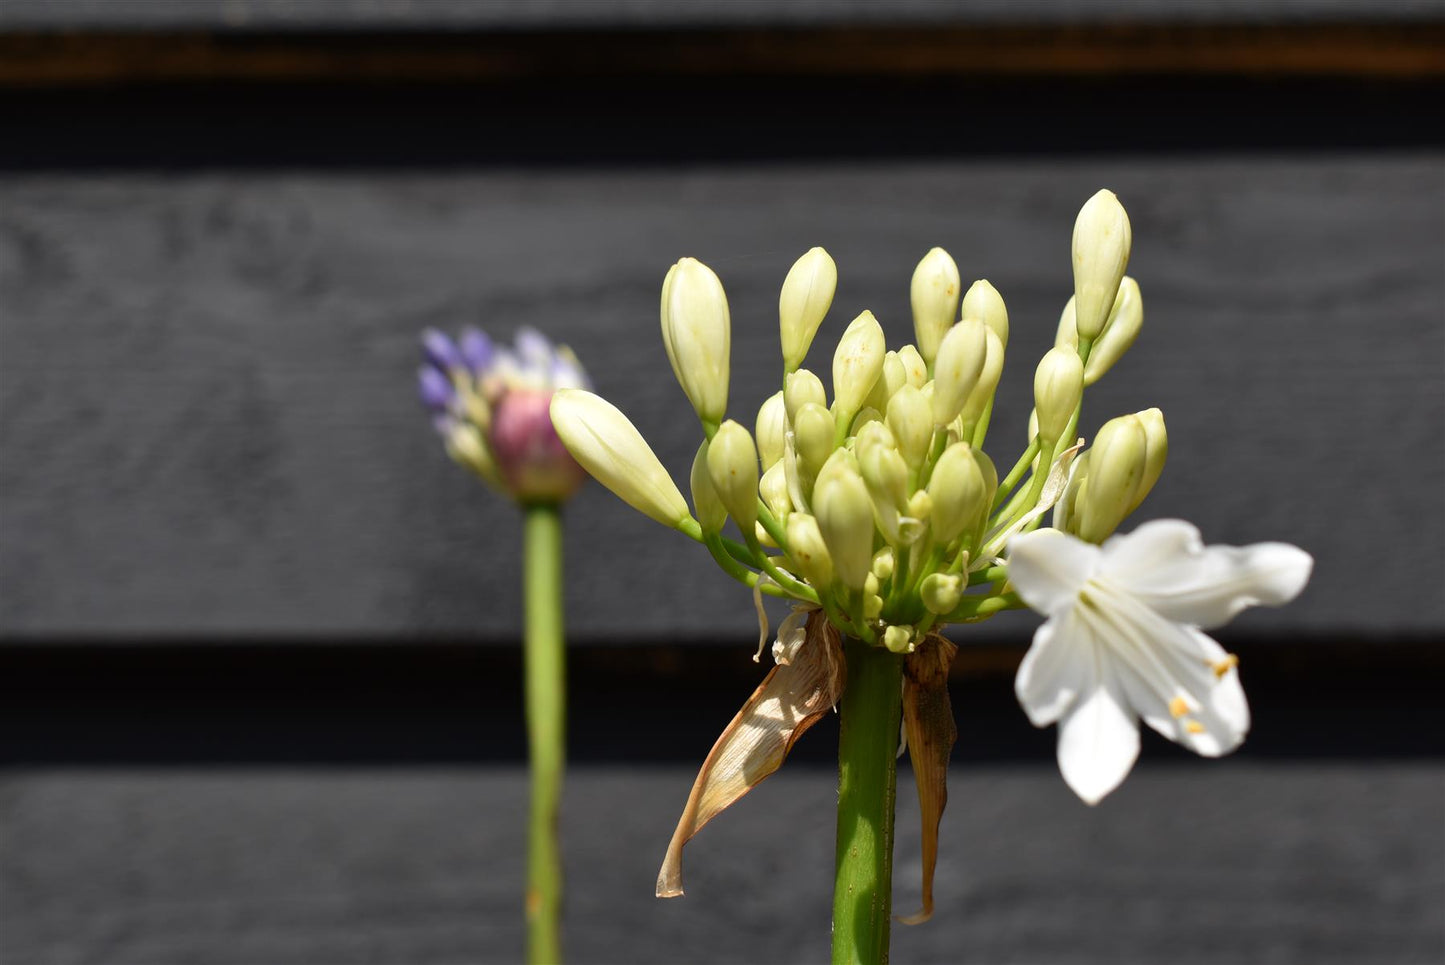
<box><xmin>419</xmin><ymin>326</ymin><xmax>590</xmax><ymax>965</ymax></box>
<box><xmin>550</xmin><ymin>188</ymin><xmax>1313</xmax><ymax>963</ymax></box>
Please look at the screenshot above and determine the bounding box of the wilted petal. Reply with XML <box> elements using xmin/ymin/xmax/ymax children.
<box><xmin>1100</xmin><ymin>519</ymin><xmax>1313</xmax><ymax>629</ymax></box>
<box><xmin>1006</xmin><ymin>527</ymin><xmax>1099</xmax><ymax>615</ymax></box>
<box><xmin>656</xmin><ymin>612</ymin><xmax>845</xmax><ymax>898</ymax></box>
<box><xmin>898</xmin><ymin>633</ymin><xmax>957</xmax><ymax>926</ymax></box>
<box><xmin>1056</xmin><ymin>656</ymin><xmax>1139</xmax><ymax>805</ymax></box>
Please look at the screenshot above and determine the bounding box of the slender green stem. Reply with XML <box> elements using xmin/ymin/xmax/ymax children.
<box><xmin>832</xmin><ymin>637</ymin><xmax>904</xmax><ymax>965</ymax></box>
<box><xmin>992</xmin><ymin>437</ymin><xmax>1040</xmax><ymax>511</ymax></box>
<box><xmin>523</xmin><ymin>503</ymin><xmax>566</xmax><ymax>965</ymax></box>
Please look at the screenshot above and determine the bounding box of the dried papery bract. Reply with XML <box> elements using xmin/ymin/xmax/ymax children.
<box><xmin>657</xmin><ymin>611</ymin><xmax>846</xmax><ymax>898</ymax></box>
<box><xmin>898</xmin><ymin>633</ymin><xmax>958</xmax><ymax>925</ymax></box>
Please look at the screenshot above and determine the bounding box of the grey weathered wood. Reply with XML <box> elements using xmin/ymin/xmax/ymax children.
<box><xmin>1</xmin><ymin>156</ymin><xmax>1440</xmax><ymax>640</ymax></box>
<box><xmin>2</xmin><ymin>764</ymin><xmax>1441</xmax><ymax>963</ymax></box>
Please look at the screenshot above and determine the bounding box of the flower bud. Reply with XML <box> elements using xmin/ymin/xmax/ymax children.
<box><xmin>779</xmin><ymin>247</ymin><xmax>838</xmax><ymax>372</ymax></box>
<box><xmin>958</xmin><ymin>329</ymin><xmax>1005</xmax><ymax>427</ymax></box>
<box><xmin>1055</xmin><ymin>449</ymin><xmax>1091</xmax><ymax>535</ymax></box>
<box><xmin>832</xmin><ymin>310</ymin><xmax>886</xmax><ymax>424</ymax></box>
<box><xmin>1055</xmin><ymin>296</ymin><xmax>1078</xmax><ymax>350</ymax></box>
<box><xmin>854</xmin><ymin>419</ymin><xmax>897</xmax><ymax>461</ymax></box>
<box><xmin>863</xmin><ymin>591</ymin><xmax>885</xmax><ymax>620</ymax></box>
<box><xmin>871</xmin><ymin>547</ymin><xmax>895</xmax><ymax>582</ymax></box>
<box><xmin>786</xmin><ymin>512</ymin><xmax>834</xmax><ymax>588</ymax></box>
<box><xmin>1129</xmin><ymin>406</ymin><xmax>1168</xmax><ymax>514</ymax></box>
<box><xmin>883</xmin><ymin>625</ymin><xmax>916</xmax><ymax>654</ymax></box>
<box><xmin>489</xmin><ymin>388</ymin><xmax>588</xmax><ymax>501</ymax></box>
<box><xmin>755</xmin><ymin>390</ymin><xmax>787</xmax><ymax>470</ymax></box>
<box><xmin>1033</xmin><ymin>346</ymin><xmax>1084</xmax><ymax>445</ymax></box>
<box><xmin>907</xmin><ymin>490</ymin><xmax>933</xmax><ymax>523</ymax></box>
<box><xmin>858</xmin><ymin>436</ymin><xmax>910</xmax><ymax>545</ymax></box>
<box><xmin>759</xmin><ymin>460</ymin><xmax>792</xmax><ymax>519</ymax></box>
<box><xmin>784</xmin><ymin>368</ymin><xmax>827</xmax><ymax>424</ymax></box>
<box><xmin>706</xmin><ymin>420</ymin><xmax>760</xmax><ymax>532</ymax></box>
<box><xmin>961</xmin><ymin>279</ymin><xmax>1009</xmax><ymax>348</ymax></box>
<box><xmin>444</xmin><ymin>422</ymin><xmax>504</xmax><ymax>490</ymax></box>
<box><xmin>880</xmin><ymin>351</ymin><xmax>908</xmax><ymax>400</ymax></box>
<box><xmin>1077</xmin><ymin>413</ymin><xmax>1147</xmax><ymax>543</ymax></box>
<box><xmin>551</xmin><ymin>389</ymin><xmax>691</xmax><ymax>528</ymax></box>
<box><xmin>920</xmin><ymin>572</ymin><xmax>963</xmax><ymax>615</ymax></box>
<box><xmin>813</xmin><ymin>452</ymin><xmax>875</xmax><ymax>590</ymax></box>
<box><xmin>793</xmin><ymin>402</ymin><xmax>836</xmax><ymax>478</ymax></box>
<box><xmin>1083</xmin><ymin>276</ymin><xmax>1143</xmax><ymax>385</ymax></box>
<box><xmin>661</xmin><ymin>257</ymin><xmax>731</xmax><ymax>427</ymax></box>
<box><xmin>910</xmin><ymin>247</ymin><xmax>961</xmax><ymax>365</ymax></box>
<box><xmin>850</xmin><ymin>406</ymin><xmax>883</xmax><ymax>435</ymax></box>
<box><xmin>690</xmin><ymin>441</ymin><xmax>727</xmax><ymax>534</ymax></box>
<box><xmin>1072</xmin><ymin>189</ymin><xmax>1132</xmax><ymax>341</ymax></box>
<box><xmin>886</xmin><ymin>384</ymin><xmax>933</xmax><ymax>469</ymax></box>
<box><xmin>931</xmin><ymin>320</ymin><xmax>989</xmax><ymax>427</ymax></box>
<box><xmin>896</xmin><ymin>344</ymin><xmax>928</xmax><ymax>388</ymax></box>
<box><xmin>928</xmin><ymin>441</ymin><xmax>988</xmax><ymax>546</ymax></box>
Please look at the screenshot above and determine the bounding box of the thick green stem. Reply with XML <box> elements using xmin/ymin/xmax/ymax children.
<box><xmin>523</xmin><ymin>503</ymin><xmax>565</xmax><ymax>965</ymax></box>
<box><xmin>832</xmin><ymin>637</ymin><xmax>904</xmax><ymax>965</ymax></box>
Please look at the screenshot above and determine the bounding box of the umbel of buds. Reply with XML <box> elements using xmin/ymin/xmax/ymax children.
<box><xmin>419</xmin><ymin>326</ymin><xmax>590</xmax><ymax>504</ymax></box>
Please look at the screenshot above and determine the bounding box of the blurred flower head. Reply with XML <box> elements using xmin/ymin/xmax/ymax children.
<box><xmin>419</xmin><ymin>326</ymin><xmax>590</xmax><ymax>504</ymax></box>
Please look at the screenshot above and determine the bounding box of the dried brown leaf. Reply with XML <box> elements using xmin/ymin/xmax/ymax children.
<box><xmin>897</xmin><ymin>632</ymin><xmax>958</xmax><ymax>925</ymax></box>
<box><xmin>656</xmin><ymin>610</ymin><xmax>845</xmax><ymax>898</ymax></box>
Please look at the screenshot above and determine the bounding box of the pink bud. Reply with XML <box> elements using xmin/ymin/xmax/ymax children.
<box><xmin>488</xmin><ymin>388</ymin><xmax>587</xmax><ymax>503</ymax></box>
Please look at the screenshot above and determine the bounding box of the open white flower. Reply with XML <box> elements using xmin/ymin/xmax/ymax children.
<box><xmin>1007</xmin><ymin>520</ymin><xmax>1312</xmax><ymax>804</ymax></box>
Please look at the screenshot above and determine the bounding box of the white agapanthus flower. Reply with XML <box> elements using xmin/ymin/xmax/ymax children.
<box><xmin>1007</xmin><ymin>519</ymin><xmax>1313</xmax><ymax>804</ymax></box>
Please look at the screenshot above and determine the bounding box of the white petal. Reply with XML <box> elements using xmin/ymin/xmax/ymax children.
<box><xmin>1007</xmin><ymin>528</ymin><xmax>1100</xmax><ymax>616</ymax></box>
<box><xmin>1015</xmin><ymin>608</ymin><xmax>1090</xmax><ymax>727</ymax></box>
<box><xmin>1056</xmin><ymin>657</ymin><xmax>1139</xmax><ymax>805</ymax></box>
<box><xmin>1100</xmin><ymin>520</ymin><xmax>1312</xmax><ymax>629</ymax></box>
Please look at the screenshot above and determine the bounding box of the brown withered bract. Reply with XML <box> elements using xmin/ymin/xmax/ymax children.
<box><xmin>898</xmin><ymin>632</ymin><xmax>958</xmax><ymax>925</ymax></box>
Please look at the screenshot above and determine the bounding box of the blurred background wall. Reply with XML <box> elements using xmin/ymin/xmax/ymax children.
<box><xmin>0</xmin><ymin>2</ymin><xmax>1441</xmax><ymax>963</ymax></box>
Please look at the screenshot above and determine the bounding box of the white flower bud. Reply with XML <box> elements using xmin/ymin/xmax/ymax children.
<box><xmin>931</xmin><ymin>319</ymin><xmax>989</xmax><ymax>427</ymax></box>
<box><xmin>1033</xmin><ymin>346</ymin><xmax>1084</xmax><ymax>445</ymax></box>
<box><xmin>906</xmin><ymin>489</ymin><xmax>932</xmax><ymax>523</ymax></box>
<box><xmin>1129</xmin><ymin>406</ymin><xmax>1168</xmax><ymax>514</ymax></box>
<box><xmin>1072</xmin><ymin>189</ymin><xmax>1132</xmax><ymax>341</ymax></box>
<box><xmin>858</xmin><ymin>435</ymin><xmax>910</xmax><ymax>545</ymax></box>
<box><xmin>880</xmin><ymin>351</ymin><xmax>908</xmax><ymax>401</ymax></box>
<box><xmin>779</xmin><ymin>247</ymin><xmax>837</xmax><ymax>373</ymax></box>
<box><xmin>690</xmin><ymin>441</ymin><xmax>727</xmax><ymax>533</ymax></box>
<box><xmin>883</xmin><ymin>625</ymin><xmax>916</xmax><ymax>654</ymax></box>
<box><xmin>832</xmin><ymin>310</ymin><xmax>886</xmax><ymax>424</ymax></box>
<box><xmin>444</xmin><ymin>422</ymin><xmax>504</xmax><ymax>490</ymax></box>
<box><xmin>785</xmin><ymin>512</ymin><xmax>834</xmax><ymax>588</ymax></box>
<box><xmin>660</xmin><ymin>257</ymin><xmax>731</xmax><ymax>427</ymax></box>
<box><xmin>1083</xmin><ymin>276</ymin><xmax>1143</xmax><ymax>386</ymax></box>
<box><xmin>1077</xmin><ymin>413</ymin><xmax>1147</xmax><ymax>543</ymax></box>
<box><xmin>1055</xmin><ymin>296</ymin><xmax>1078</xmax><ymax>350</ymax></box>
<box><xmin>958</xmin><ymin>328</ymin><xmax>1005</xmax><ymax>427</ymax></box>
<box><xmin>871</xmin><ymin>547</ymin><xmax>895</xmax><ymax>582</ymax></box>
<box><xmin>961</xmin><ymin>279</ymin><xmax>1009</xmax><ymax>348</ymax></box>
<box><xmin>759</xmin><ymin>460</ymin><xmax>792</xmax><ymax>519</ymax></box>
<box><xmin>896</xmin><ymin>344</ymin><xmax>928</xmax><ymax>388</ymax></box>
<box><xmin>550</xmin><ymin>389</ymin><xmax>690</xmax><ymax>529</ymax></box>
<box><xmin>920</xmin><ymin>572</ymin><xmax>963</xmax><ymax>615</ymax></box>
<box><xmin>755</xmin><ymin>390</ymin><xmax>787</xmax><ymax>471</ymax></box>
<box><xmin>886</xmin><ymin>384</ymin><xmax>933</xmax><ymax>469</ymax></box>
<box><xmin>813</xmin><ymin>451</ymin><xmax>875</xmax><ymax>590</ymax></box>
<box><xmin>927</xmin><ymin>441</ymin><xmax>987</xmax><ymax>546</ymax></box>
<box><xmin>784</xmin><ymin>368</ymin><xmax>827</xmax><ymax>424</ymax></box>
<box><xmin>910</xmin><ymin>247</ymin><xmax>961</xmax><ymax>365</ymax></box>
<box><xmin>792</xmin><ymin>402</ymin><xmax>836</xmax><ymax>478</ymax></box>
<box><xmin>706</xmin><ymin>420</ymin><xmax>760</xmax><ymax>533</ymax></box>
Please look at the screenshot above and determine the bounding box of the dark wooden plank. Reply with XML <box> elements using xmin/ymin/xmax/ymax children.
<box><xmin>1</xmin><ymin>154</ymin><xmax>1440</xmax><ymax>641</ymax></box>
<box><xmin>2</xmin><ymin>764</ymin><xmax>1441</xmax><ymax>963</ymax></box>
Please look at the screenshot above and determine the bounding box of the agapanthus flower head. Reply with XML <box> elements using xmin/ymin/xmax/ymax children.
<box><xmin>549</xmin><ymin>189</ymin><xmax>1310</xmax><ymax>905</ymax></box>
<box><xmin>419</xmin><ymin>326</ymin><xmax>589</xmax><ymax>504</ymax></box>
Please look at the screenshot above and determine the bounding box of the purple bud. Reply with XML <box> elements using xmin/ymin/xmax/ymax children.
<box><xmin>551</xmin><ymin>350</ymin><xmax>591</xmax><ymax>391</ymax></box>
<box><xmin>418</xmin><ymin>365</ymin><xmax>456</xmax><ymax>413</ymax></box>
<box><xmin>421</xmin><ymin>328</ymin><xmax>465</xmax><ymax>372</ymax></box>
<box><xmin>459</xmin><ymin>327</ymin><xmax>495</xmax><ymax>376</ymax></box>
<box><xmin>514</xmin><ymin>327</ymin><xmax>554</xmax><ymax>373</ymax></box>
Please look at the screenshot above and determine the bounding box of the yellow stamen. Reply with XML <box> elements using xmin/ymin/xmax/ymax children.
<box><xmin>1212</xmin><ymin>654</ymin><xmax>1240</xmax><ymax>679</ymax></box>
<box><xmin>1185</xmin><ymin>720</ymin><xmax>1206</xmax><ymax>734</ymax></box>
<box><xmin>1168</xmin><ymin>696</ymin><xmax>1190</xmax><ymax>719</ymax></box>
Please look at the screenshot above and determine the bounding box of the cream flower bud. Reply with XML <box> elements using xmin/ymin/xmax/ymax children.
<box><xmin>907</xmin><ymin>490</ymin><xmax>933</xmax><ymax>524</ymax></box>
<box><xmin>786</xmin><ymin>512</ymin><xmax>834</xmax><ymax>588</ymax></box>
<box><xmin>931</xmin><ymin>320</ymin><xmax>989</xmax><ymax>427</ymax></box>
<box><xmin>920</xmin><ymin>572</ymin><xmax>964</xmax><ymax>615</ymax></box>
<box><xmin>859</xmin><ymin>436</ymin><xmax>910</xmax><ymax>545</ymax></box>
<box><xmin>958</xmin><ymin>328</ymin><xmax>1005</xmax><ymax>427</ymax></box>
<box><xmin>1072</xmin><ymin>189</ymin><xmax>1132</xmax><ymax>341</ymax></box>
<box><xmin>445</xmin><ymin>422</ymin><xmax>504</xmax><ymax>490</ymax></box>
<box><xmin>886</xmin><ymin>384</ymin><xmax>933</xmax><ymax>469</ymax></box>
<box><xmin>755</xmin><ymin>390</ymin><xmax>787</xmax><ymax>470</ymax></box>
<box><xmin>871</xmin><ymin>547</ymin><xmax>895</xmax><ymax>581</ymax></box>
<box><xmin>1055</xmin><ymin>449</ymin><xmax>1091</xmax><ymax>535</ymax></box>
<box><xmin>883</xmin><ymin>625</ymin><xmax>916</xmax><ymax>654</ymax></box>
<box><xmin>813</xmin><ymin>452</ymin><xmax>875</xmax><ymax>590</ymax></box>
<box><xmin>706</xmin><ymin>420</ymin><xmax>760</xmax><ymax>532</ymax></box>
<box><xmin>897</xmin><ymin>344</ymin><xmax>928</xmax><ymax>388</ymax></box>
<box><xmin>927</xmin><ymin>441</ymin><xmax>987</xmax><ymax>545</ymax></box>
<box><xmin>759</xmin><ymin>460</ymin><xmax>792</xmax><ymax>519</ymax></box>
<box><xmin>854</xmin><ymin>419</ymin><xmax>897</xmax><ymax>460</ymax></box>
<box><xmin>1129</xmin><ymin>406</ymin><xmax>1168</xmax><ymax>514</ymax></box>
<box><xmin>779</xmin><ymin>247</ymin><xmax>838</xmax><ymax>372</ymax></box>
<box><xmin>784</xmin><ymin>368</ymin><xmax>827</xmax><ymax>424</ymax></box>
<box><xmin>1077</xmin><ymin>414</ymin><xmax>1147</xmax><ymax>543</ymax></box>
<box><xmin>910</xmin><ymin>247</ymin><xmax>961</xmax><ymax>365</ymax></box>
<box><xmin>832</xmin><ymin>310</ymin><xmax>886</xmax><ymax>423</ymax></box>
<box><xmin>1033</xmin><ymin>346</ymin><xmax>1085</xmax><ymax>445</ymax></box>
<box><xmin>793</xmin><ymin>402</ymin><xmax>836</xmax><ymax>478</ymax></box>
<box><xmin>1083</xmin><ymin>276</ymin><xmax>1143</xmax><ymax>385</ymax></box>
<box><xmin>863</xmin><ymin>590</ymin><xmax>885</xmax><ymax>620</ymax></box>
<box><xmin>551</xmin><ymin>389</ymin><xmax>690</xmax><ymax>528</ymax></box>
<box><xmin>661</xmin><ymin>257</ymin><xmax>731</xmax><ymax>427</ymax></box>
<box><xmin>1055</xmin><ymin>296</ymin><xmax>1078</xmax><ymax>350</ymax></box>
<box><xmin>961</xmin><ymin>279</ymin><xmax>1010</xmax><ymax>348</ymax></box>
<box><xmin>880</xmin><ymin>351</ymin><xmax>908</xmax><ymax>401</ymax></box>
<box><xmin>690</xmin><ymin>441</ymin><xmax>728</xmax><ymax>533</ymax></box>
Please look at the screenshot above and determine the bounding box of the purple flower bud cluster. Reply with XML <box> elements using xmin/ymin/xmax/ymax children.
<box><xmin>418</xmin><ymin>326</ymin><xmax>590</xmax><ymax>503</ymax></box>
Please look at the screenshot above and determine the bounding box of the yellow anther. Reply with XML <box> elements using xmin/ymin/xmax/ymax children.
<box><xmin>1185</xmin><ymin>720</ymin><xmax>1206</xmax><ymax>735</ymax></box>
<box><xmin>1168</xmin><ymin>696</ymin><xmax>1190</xmax><ymax>719</ymax></box>
<box><xmin>1212</xmin><ymin>654</ymin><xmax>1240</xmax><ymax>679</ymax></box>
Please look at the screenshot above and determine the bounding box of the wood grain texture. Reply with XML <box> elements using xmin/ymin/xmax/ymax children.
<box><xmin>1</xmin><ymin>156</ymin><xmax>1440</xmax><ymax>640</ymax></box>
<box><xmin>2</xmin><ymin>765</ymin><xmax>1441</xmax><ymax>963</ymax></box>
